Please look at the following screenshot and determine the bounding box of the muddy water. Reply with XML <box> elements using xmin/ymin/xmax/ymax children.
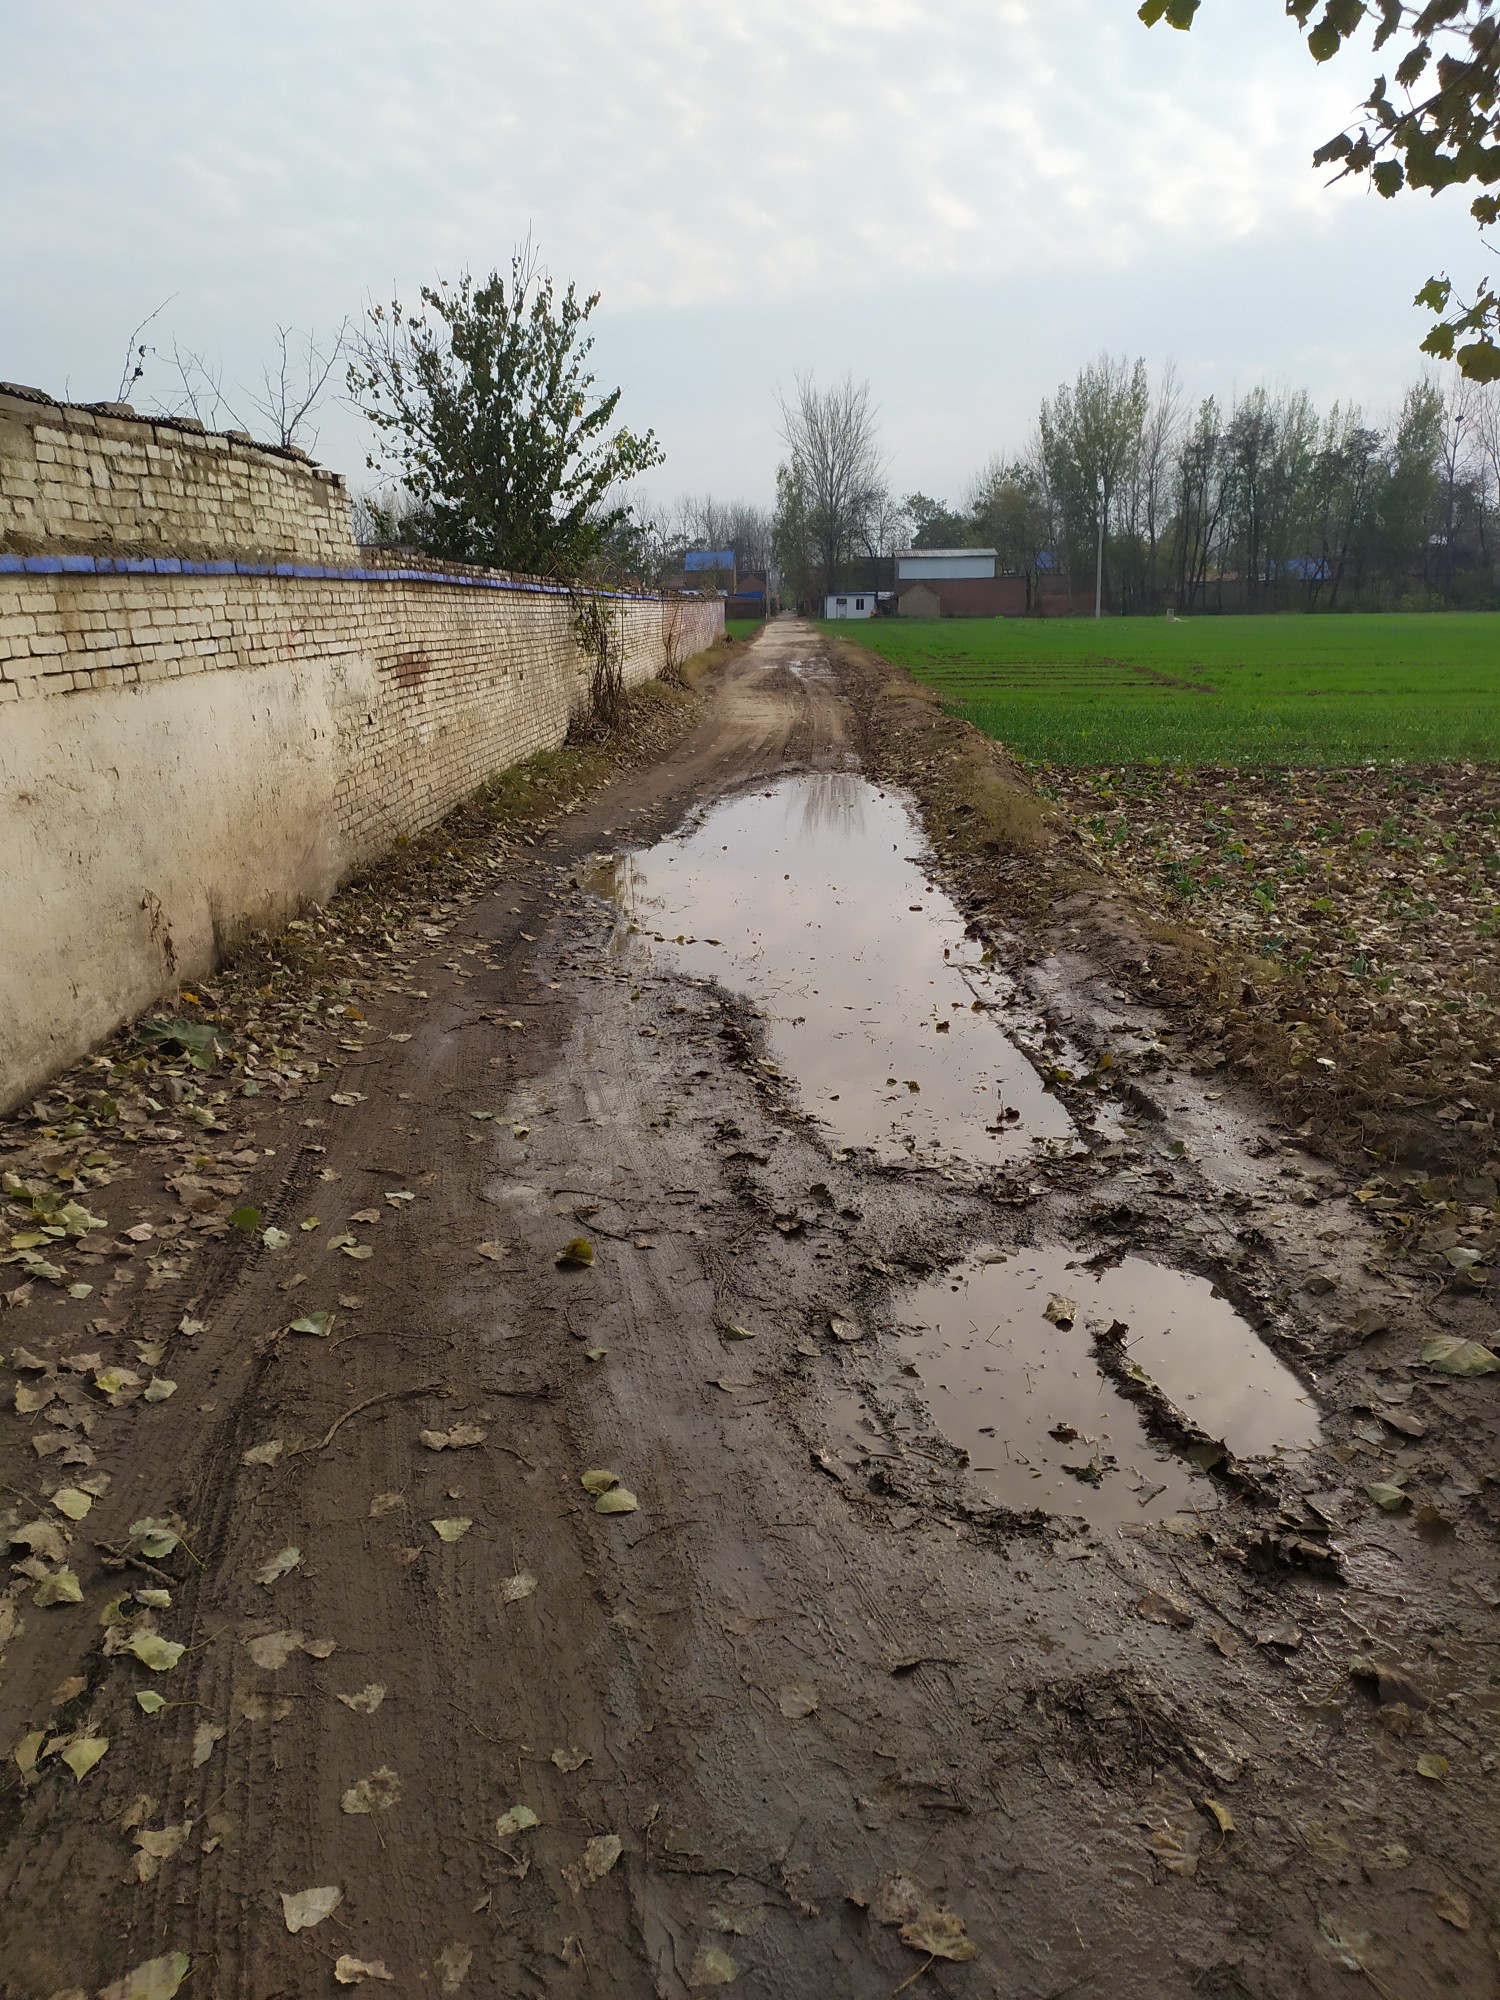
<box><xmin>883</xmin><ymin>1249</ymin><xmax>1320</xmax><ymax>1523</ymax></box>
<box><xmin>591</xmin><ymin>771</ymin><xmax>1073</xmax><ymax>1162</ymax></box>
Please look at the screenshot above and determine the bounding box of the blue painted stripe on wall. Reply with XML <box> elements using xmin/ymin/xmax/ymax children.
<box><xmin>0</xmin><ymin>549</ymin><xmax>671</xmax><ymax>603</ymax></box>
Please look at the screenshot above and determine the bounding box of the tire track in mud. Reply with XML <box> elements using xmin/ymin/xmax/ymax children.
<box><xmin>2</xmin><ymin>622</ymin><xmax>1496</xmax><ymax>1999</ymax></box>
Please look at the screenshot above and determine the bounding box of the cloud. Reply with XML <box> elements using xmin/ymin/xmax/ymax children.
<box><xmin>0</xmin><ymin>0</ymin><xmax>1481</xmax><ymax>494</ymax></box>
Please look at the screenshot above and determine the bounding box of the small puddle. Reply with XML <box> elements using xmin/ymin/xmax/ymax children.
<box><xmin>873</xmin><ymin>1248</ymin><xmax>1320</xmax><ymax>1524</ymax></box>
<box><xmin>589</xmin><ymin>772</ymin><xmax>1073</xmax><ymax>1163</ymax></box>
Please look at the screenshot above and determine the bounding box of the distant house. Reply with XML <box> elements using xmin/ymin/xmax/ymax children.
<box><xmin>894</xmin><ymin>547</ymin><xmax>997</xmax><ymax>583</ymax></box>
<box><xmin>893</xmin><ymin>545</ymin><xmax>1079</xmax><ymax>617</ymax></box>
<box><xmin>726</xmin><ymin>571</ymin><xmax>770</xmax><ymax>620</ymax></box>
<box><xmin>824</xmin><ymin>589</ymin><xmax>876</xmax><ymax>619</ymax></box>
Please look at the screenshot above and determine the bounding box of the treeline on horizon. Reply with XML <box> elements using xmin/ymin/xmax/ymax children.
<box><xmin>915</xmin><ymin>356</ymin><xmax>1500</xmax><ymax>616</ymax></box>
<box><xmin>765</xmin><ymin>359</ymin><xmax>1500</xmax><ymax>618</ymax></box>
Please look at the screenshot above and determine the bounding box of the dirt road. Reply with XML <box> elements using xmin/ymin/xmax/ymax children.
<box><xmin>3</xmin><ymin>619</ymin><xmax>1497</xmax><ymax>1998</ymax></box>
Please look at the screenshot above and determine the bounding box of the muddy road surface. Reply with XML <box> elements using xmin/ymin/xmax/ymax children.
<box><xmin>3</xmin><ymin>618</ymin><xmax>1497</xmax><ymax>1998</ymax></box>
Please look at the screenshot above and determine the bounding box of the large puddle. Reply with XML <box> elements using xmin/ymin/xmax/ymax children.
<box><xmin>589</xmin><ymin>771</ymin><xmax>1073</xmax><ymax>1163</ymax></box>
<box><xmin>868</xmin><ymin>1249</ymin><xmax>1320</xmax><ymax>1523</ymax></box>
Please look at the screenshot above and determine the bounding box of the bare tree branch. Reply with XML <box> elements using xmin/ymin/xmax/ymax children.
<box><xmin>114</xmin><ymin>295</ymin><xmax>178</xmax><ymax>404</ymax></box>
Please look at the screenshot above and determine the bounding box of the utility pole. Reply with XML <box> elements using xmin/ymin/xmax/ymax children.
<box><xmin>1094</xmin><ymin>473</ymin><xmax>1106</xmax><ymax>620</ymax></box>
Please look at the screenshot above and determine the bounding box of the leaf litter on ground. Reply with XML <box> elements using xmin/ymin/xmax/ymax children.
<box><xmin>869</xmin><ymin>1872</ymin><xmax>979</xmax><ymax>1964</ymax></box>
<box><xmin>342</xmin><ymin>1766</ymin><xmax>402</xmax><ymax>1815</ymax></box>
<box><xmin>281</xmin><ymin>1884</ymin><xmax>343</xmax><ymax>1932</ymax></box>
<box><xmin>337</xmin><ymin>1683</ymin><xmax>387</xmax><ymax>1714</ymax></box>
<box><xmin>254</xmin><ymin>1546</ymin><xmax>302</xmax><ymax>1584</ymax></box>
<box><xmin>335</xmin><ymin>1957</ymin><xmax>396</xmax><ymax>1985</ymax></box>
<box><xmin>96</xmin><ymin>1952</ymin><xmax>191</xmax><ymax>2000</ymax></box>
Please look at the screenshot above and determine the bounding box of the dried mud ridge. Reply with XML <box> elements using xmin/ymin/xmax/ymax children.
<box><xmin>0</xmin><ymin>619</ymin><xmax>1496</xmax><ymax>1999</ymax></box>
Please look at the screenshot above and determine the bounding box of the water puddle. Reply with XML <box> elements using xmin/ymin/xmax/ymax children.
<box><xmin>870</xmin><ymin>1247</ymin><xmax>1320</xmax><ymax>1524</ymax></box>
<box><xmin>588</xmin><ymin>771</ymin><xmax>1073</xmax><ymax>1163</ymax></box>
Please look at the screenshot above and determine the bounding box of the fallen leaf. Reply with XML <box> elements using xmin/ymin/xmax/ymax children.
<box><xmin>369</xmin><ymin>1492</ymin><xmax>402</xmax><ymax>1517</ymax></box>
<box><xmin>556</xmin><ymin>1238</ymin><xmax>594</xmax><ymax>1268</ymax></box>
<box><xmin>126</xmin><ymin>1634</ymin><xmax>186</xmax><ymax>1672</ymax></box>
<box><xmin>97</xmin><ymin>1952</ymin><xmax>191</xmax><ymax>2000</ymax></box>
<box><xmin>495</xmin><ymin>1804</ymin><xmax>539</xmax><ymax>1839</ymax></box>
<box><xmin>136</xmin><ymin>1691</ymin><xmax>168</xmax><ymax>1716</ymax></box>
<box><xmin>303</xmin><ymin>1637</ymin><xmax>338</xmax><ymax>1658</ymax></box>
<box><xmin>1043</xmin><ymin>1294</ymin><xmax>1076</xmax><ymax>1328</ymax></box>
<box><xmin>1421</xmin><ymin>1334</ymin><xmax>1500</xmax><ymax>1377</ymax></box>
<box><xmin>434</xmin><ymin>1944</ymin><xmax>474</xmax><ymax>1994</ymax></box>
<box><xmin>500</xmin><ymin>1570</ymin><xmax>537</xmax><ymax>1603</ymax></box>
<box><xmin>551</xmin><ymin>1746</ymin><xmax>591</xmax><ymax>1772</ymax></box>
<box><xmin>12</xmin><ymin>1517</ymin><xmax>70</xmax><ymax>1563</ymax></box>
<box><xmin>337</xmin><ymin>1684</ymin><xmax>387</xmax><ymax>1715</ymax></box>
<box><xmin>288</xmin><ymin>1311</ymin><xmax>334</xmax><ymax>1338</ymax></box>
<box><xmin>342</xmin><ymin>1766</ymin><xmax>402</xmax><ymax>1815</ymax></box>
<box><xmin>242</xmin><ymin>1440</ymin><xmax>283</xmax><ymax>1467</ymax></box>
<box><xmin>51</xmin><ymin>1488</ymin><xmax>93</xmax><ymax>1521</ymax></box>
<box><xmin>420</xmin><ymin>1424</ymin><xmax>486</xmax><ymax>1451</ymax></box>
<box><xmin>828</xmin><ymin>1316</ymin><xmax>862</xmax><ymax>1343</ymax></box>
<box><xmin>687</xmin><ymin>1943</ymin><xmax>741</xmax><ymax>1987</ymax></box>
<box><xmin>1202</xmin><ymin>1798</ymin><xmax>1235</xmax><ymax>1836</ymax></box>
<box><xmin>94</xmin><ymin>1366</ymin><xmax>142</xmax><ymax>1401</ymax></box>
<box><xmin>1433</xmin><ymin>1888</ymin><xmax>1471</xmax><ymax>1931</ymax></box>
<box><xmin>1136</xmin><ymin>1589</ymin><xmax>1194</xmax><ymax>1629</ymax></box>
<box><xmin>61</xmin><ymin>1734</ymin><xmax>108</xmax><ymax>1780</ymax></box>
<box><xmin>334</xmin><ymin>1957</ymin><xmax>395</xmax><ymax>1986</ymax></box>
<box><xmin>581</xmin><ymin>1469</ymin><xmax>619</xmax><ymax>1494</ymax></box>
<box><xmin>596</xmin><ymin>1488</ymin><xmax>638</xmax><ymax>1515</ymax></box>
<box><xmin>723</xmin><ymin>1323</ymin><xmax>758</xmax><ymax>1341</ymax></box>
<box><xmin>580</xmin><ymin>1832</ymin><xmax>622</xmax><ymax>1881</ymax></box>
<box><xmin>281</xmin><ymin>1885</ymin><xmax>343</xmax><ymax>1932</ymax></box>
<box><xmin>143</xmin><ymin>1376</ymin><xmax>177</xmax><ymax>1403</ymax></box>
<box><xmin>237</xmin><ymin>1694</ymin><xmax>293</xmax><ymax>1721</ymax></box>
<box><xmin>1417</xmin><ymin>1753</ymin><xmax>1450</xmax><ymax>1782</ymax></box>
<box><xmin>262</xmin><ymin>1227</ymin><xmax>291</xmax><ymax>1252</ymax></box>
<box><xmin>777</xmin><ymin>1682</ymin><xmax>819</xmax><ymax>1719</ymax></box>
<box><xmin>34</xmin><ymin>1568</ymin><xmax>83</xmax><ymax>1607</ymax></box>
<box><xmin>329</xmin><ymin>1092</ymin><xmax>366</xmax><ymax>1107</ymax></box>
<box><xmin>340</xmin><ymin>1243</ymin><xmax>374</xmax><ymax>1261</ymax></box>
<box><xmin>1365</xmin><ymin>1482</ymin><xmax>1411</xmax><ymax>1512</ymax></box>
<box><xmin>191</xmin><ymin>1722</ymin><xmax>225</xmax><ymax>1768</ymax></box>
<box><xmin>129</xmin><ymin>1518</ymin><xmax>182</xmax><ymax>1560</ymax></box>
<box><xmin>900</xmin><ymin>1908</ymin><xmax>978</xmax><ymax>1962</ymax></box>
<box><xmin>246</xmin><ymin>1630</ymin><xmax>305</xmax><ymax>1670</ymax></box>
<box><xmin>13</xmin><ymin>1730</ymin><xmax>44</xmax><ymax>1779</ymax></box>
<box><xmin>255</xmin><ymin>1546</ymin><xmax>302</xmax><ymax>1585</ymax></box>
<box><xmin>51</xmin><ymin>1674</ymin><xmax>87</xmax><ymax>1705</ymax></box>
<box><xmin>133</xmin><ymin>1822</ymin><xmax>191</xmax><ymax>1881</ymax></box>
<box><xmin>475</xmin><ymin>1241</ymin><xmax>508</xmax><ymax>1262</ymax></box>
<box><xmin>430</xmin><ymin>1517</ymin><xmax>472</xmax><ymax>1542</ymax></box>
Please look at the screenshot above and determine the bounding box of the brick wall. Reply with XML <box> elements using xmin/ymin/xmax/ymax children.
<box><xmin>0</xmin><ymin>384</ymin><xmax>357</xmax><ymax>563</ymax></box>
<box><xmin>0</xmin><ymin>391</ymin><xmax>723</xmax><ymax>1109</ymax></box>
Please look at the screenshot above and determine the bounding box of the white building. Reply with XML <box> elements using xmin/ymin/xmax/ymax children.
<box><xmin>893</xmin><ymin>547</ymin><xmax>996</xmax><ymax>582</ymax></box>
<box><xmin>823</xmin><ymin>589</ymin><xmax>876</xmax><ymax>619</ymax></box>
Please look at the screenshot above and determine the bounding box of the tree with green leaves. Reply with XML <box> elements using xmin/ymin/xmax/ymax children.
<box><xmin>1138</xmin><ymin>2</ymin><xmax>1500</xmax><ymax>378</ymax></box>
<box><xmin>347</xmin><ymin>244</ymin><xmax>664</xmax><ymax>578</ymax></box>
<box><xmin>1039</xmin><ymin>355</ymin><xmax>1150</xmax><ymax>615</ymax></box>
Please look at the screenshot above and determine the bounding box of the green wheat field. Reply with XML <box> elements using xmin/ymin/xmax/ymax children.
<box><xmin>827</xmin><ymin>613</ymin><xmax>1500</xmax><ymax>765</ymax></box>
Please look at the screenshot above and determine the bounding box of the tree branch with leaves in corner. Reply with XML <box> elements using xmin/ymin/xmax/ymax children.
<box><xmin>1139</xmin><ymin>1</ymin><xmax>1500</xmax><ymax>378</ymax></box>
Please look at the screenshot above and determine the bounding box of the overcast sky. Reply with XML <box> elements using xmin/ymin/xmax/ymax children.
<box><xmin>0</xmin><ymin>1</ymin><xmax>1483</xmax><ymax>514</ymax></box>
